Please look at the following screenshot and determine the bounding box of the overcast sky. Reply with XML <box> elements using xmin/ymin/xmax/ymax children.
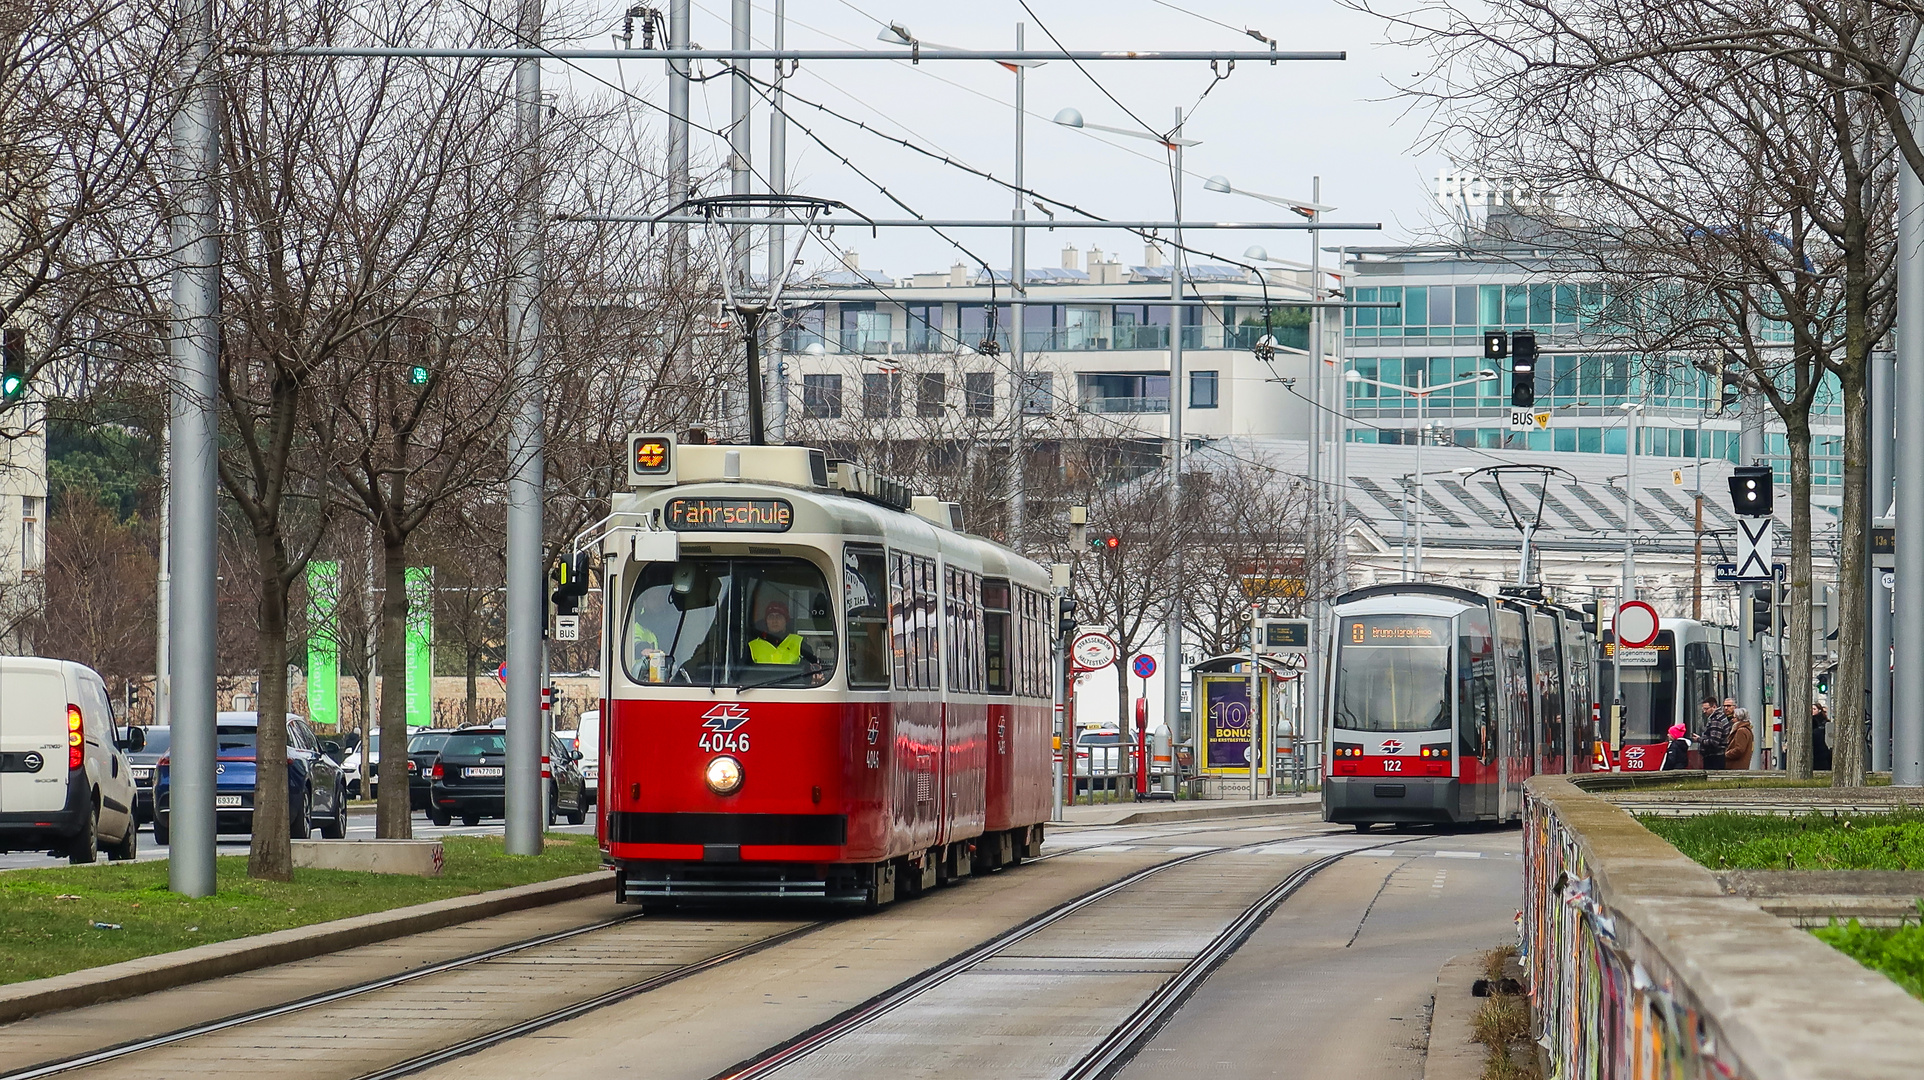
<box><xmin>560</xmin><ymin>2</ymin><xmax>1449</xmax><ymax>278</ymax></box>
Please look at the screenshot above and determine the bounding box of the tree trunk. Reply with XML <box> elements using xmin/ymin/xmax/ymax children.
<box><xmin>1833</xmin><ymin>359</ymin><xmax>1869</xmax><ymax>787</ymax></box>
<box><xmin>247</xmin><ymin>551</ymin><xmax>294</xmax><ymax>881</ymax></box>
<box><xmin>465</xmin><ymin>645</ymin><xmax>478</xmax><ymax>726</ymax></box>
<box><xmin>1784</xmin><ymin>424</ymin><xmax>1814</xmax><ymax>780</ymax></box>
<box><xmin>1114</xmin><ymin>659</ymin><xmax>1130</xmax><ymax>798</ymax></box>
<box><xmin>375</xmin><ymin>536</ymin><xmax>413</xmax><ymax>838</ymax></box>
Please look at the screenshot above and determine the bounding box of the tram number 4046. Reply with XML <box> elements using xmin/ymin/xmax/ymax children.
<box><xmin>698</xmin><ymin>732</ymin><xmax>751</xmax><ymax>753</ymax></box>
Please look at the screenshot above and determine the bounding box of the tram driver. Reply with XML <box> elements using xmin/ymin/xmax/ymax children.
<box><xmin>749</xmin><ymin>599</ymin><xmax>818</xmax><ymax>666</ymax></box>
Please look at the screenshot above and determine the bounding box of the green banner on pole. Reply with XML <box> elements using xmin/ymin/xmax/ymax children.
<box><xmin>306</xmin><ymin>561</ymin><xmax>341</xmax><ymax>729</ymax></box>
<box><xmin>406</xmin><ymin>566</ymin><xmax>434</xmax><ymax>728</ymax></box>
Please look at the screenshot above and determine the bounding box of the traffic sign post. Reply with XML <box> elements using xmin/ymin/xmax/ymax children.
<box><xmin>1071</xmin><ymin>630</ymin><xmax>1118</xmax><ymax>673</ymax></box>
<box><xmin>1130</xmin><ymin>654</ymin><xmax>1156</xmax><ymax>799</ymax></box>
<box><xmin>1616</xmin><ymin>600</ymin><xmax>1660</xmax><ymax>649</ymax></box>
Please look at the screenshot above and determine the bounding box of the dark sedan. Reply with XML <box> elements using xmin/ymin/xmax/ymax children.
<box><xmin>406</xmin><ymin>730</ymin><xmax>453</xmax><ymax>811</ymax></box>
<box><xmin>154</xmin><ymin>712</ymin><xmax>348</xmax><ymax>843</ymax></box>
<box><xmin>128</xmin><ymin>726</ymin><xmax>171</xmax><ymax>824</ymax></box>
<box><xmin>426</xmin><ymin>728</ymin><xmax>586</xmax><ymax>827</ymax></box>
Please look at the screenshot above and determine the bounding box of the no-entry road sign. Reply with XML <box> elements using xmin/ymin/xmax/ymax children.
<box><xmin>1616</xmin><ymin>601</ymin><xmax>1660</xmax><ymax>650</ymax></box>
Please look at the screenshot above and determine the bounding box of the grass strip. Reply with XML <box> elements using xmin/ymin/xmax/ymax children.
<box><xmin>0</xmin><ymin>834</ymin><xmax>603</xmax><ymax>986</ymax></box>
<box><xmin>1640</xmin><ymin>810</ymin><xmax>1924</xmax><ymax>871</ymax></box>
<box><xmin>1812</xmin><ymin>916</ymin><xmax>1924</xmax><ymax>1001</ymax></box>
<box><xmin>1626</xmin><ymin>776</ymin><xmax>1891</xmax><ymax>792</ymax></box>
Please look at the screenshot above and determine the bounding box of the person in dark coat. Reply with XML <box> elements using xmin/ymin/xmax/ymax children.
<box><xmin>1662</xmin><ymin>723</ymin><xmax>1693</xmax><ymax>770</ymax></box>
<box><xmin>1701</xmin><ymin>701</ymin><xmax>1733</xmax><ymax>771</ymax></box>
<box><xmin>1812</xmin><ymin>703</ymin><xmax>1833</xmax><ymax>771</ymax></box>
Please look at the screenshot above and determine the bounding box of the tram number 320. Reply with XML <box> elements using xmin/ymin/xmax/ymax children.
<box><xmin>699</xmin><ymin>732</ymin><xmax>751</xmax><ymax>753</ymax></box>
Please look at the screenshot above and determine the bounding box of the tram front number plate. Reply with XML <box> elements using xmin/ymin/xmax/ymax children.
<box><xmin>465</xmin><ymin>767</ymin><xmax>504</xmax><ymax>778</ymax></box>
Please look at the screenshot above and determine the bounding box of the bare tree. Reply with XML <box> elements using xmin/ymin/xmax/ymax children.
<box><xmin>1182</xmin><ymin>454</ymin><xmax>1334</xmax><ymax>658</ymax></box>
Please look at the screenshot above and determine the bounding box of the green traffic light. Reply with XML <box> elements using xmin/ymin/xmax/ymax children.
<box><xmin>0</xmin><ymin>373</ymin><xmax>22</xmax><ymax>399</ymax></box>
<box><xmin>407</xmin><ymin>365</ymin><xmax>430</xmax><ymax>385</ymax></box>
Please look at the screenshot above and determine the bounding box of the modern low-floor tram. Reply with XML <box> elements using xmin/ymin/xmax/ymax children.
<box><xmin>1323</xmin><ymin>582</ymin><xmax>1598</xmax><ymax>828</ymax></box>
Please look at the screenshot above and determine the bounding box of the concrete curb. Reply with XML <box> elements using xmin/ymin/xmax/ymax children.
<box><xmin>0</xmin><ymin>870</ymin><xmax>612</xmax><ymax>1025</ymax></box>
<box><xmin>1423</xmin><ymin>954</ymin><xmax>1485</xmax><ymax>1080</ymax></box>
<box><xmin>1057</xmin><ymin>796</ymin><xmax>1321</xmax><ymax>827</ymax></box>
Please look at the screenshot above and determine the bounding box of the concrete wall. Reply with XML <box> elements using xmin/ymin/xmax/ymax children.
<box><xmin>1522</xmin><ymin>775</ymin><xmax>1924</xmax><ymax>1080</ymax></box>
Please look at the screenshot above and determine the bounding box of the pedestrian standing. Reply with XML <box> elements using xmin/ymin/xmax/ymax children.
<box><xmin>1812</xmin><ymin>702</ymin><xmax>1833</xmax><ymax>772</ymax></box>
<box><xmin>1725</xmin><ymin>708</ymin><xmax>1755</xmax><ymax>771</ymax></box>
<box><xmin>1701</xmin><ymin>699</ymin><xmax>1733</xmax><ymax>771</ymax></box>
<box><xmin>1662</xmin><ymin>723</ymin><xmax>1692</xmax><ymax>770</ymax></box>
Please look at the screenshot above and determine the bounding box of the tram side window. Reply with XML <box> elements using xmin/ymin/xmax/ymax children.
<box><xmin>890</xmin><ymin>552</ymin><xmax>914</xmax><ymax>688</ymax></box>
<box><xmin>844</xmin><ymin>547</ymin><xmax>891</xmax><ymax>689</ymax></box>
<box><xmin>1458</xmin><ymin>612</ymin><xmax>1497</xmax><ymax>763</ymax></box>
<box><xmin>918</xmin><ymin>556</ymin><xmax>939</xmax><ymax>689</ymax></box>
<box><xmin>1683</xmin><ymin>643</ymin><xmax>1715</xmax><ymax>720</ymax></box>
<box><xmin>983</xmin><ymin>579</ymin><xmax>1012</xmax><ymax>694</ymax></box>
<box><xmin>946</xmin><ymin>568</ymin><xmax>985</xmax><ymax>693</ymax></box>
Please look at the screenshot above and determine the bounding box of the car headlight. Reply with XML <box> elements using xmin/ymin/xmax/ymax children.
<box><xmin>704</xmin><ymin>755</ymin><xmax>743</xmax><ymax>795</ymax></box>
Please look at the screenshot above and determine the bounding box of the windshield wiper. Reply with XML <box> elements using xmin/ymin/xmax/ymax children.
<box><xmin>732</xmin><ymin>662</ymin><xmax>828</xmax><ymax>691</ymax></box>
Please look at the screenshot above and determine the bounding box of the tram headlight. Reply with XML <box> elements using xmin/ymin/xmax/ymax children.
<box><xmin>704</xmin><ymin>755</ymin><xmax>744</xmax><ymax>795</ymax></box>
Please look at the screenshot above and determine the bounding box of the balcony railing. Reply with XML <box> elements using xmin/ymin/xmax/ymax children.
<box><xmin>781</xmin><ymin>324</ymin><xmax>1223</xmax><ymax>354</ymax></box>
<box><xmin>1080</xmin><ymin>395</ymin><xmax>1170</xmax><ymax>415</ymax></box>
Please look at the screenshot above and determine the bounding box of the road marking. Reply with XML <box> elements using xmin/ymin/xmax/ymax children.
<box><xmin>1433</xmin><ymin>850</ymin><xmax>1484</xmax><ymax>859</ymax></box>
<box><xmin>1165</xmin><ymin>845</ymin><xmax>1220</xmax><ymax>853</ymax></box>
<box><xmin>1082</xmin><ymin>845</ymin><xmax>1139</xmax><ymax>853</ymax></box>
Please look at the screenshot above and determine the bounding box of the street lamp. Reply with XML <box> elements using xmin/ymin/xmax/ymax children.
<box><xmin>1053</xmin><ymin>103</ymin><xmax>1195</xmax><ymax>771</ymax></box>
<box><xmin>1346</xmin><ymin>366</ymin><xmax>1498</xmax><ymax>577</ymax></box>
<box><xmin>1204</xmin><ymin>175</ymin><xmax>1328</xmax><ymax>218</ymax></box>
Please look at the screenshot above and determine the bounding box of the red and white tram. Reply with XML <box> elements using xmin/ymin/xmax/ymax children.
<box><xmin>592</xmin><ymin>436</ymin><xmax>1055</xmax><ymax>907</ymax></box>
<box><xmin>1323</xmin><ymin>583</ymin><xmax>1599</xmax><ymax>828</ymax></box>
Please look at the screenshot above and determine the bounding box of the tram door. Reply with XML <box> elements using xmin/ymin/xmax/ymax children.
<box><xmin>1493</xmin><ymin>608</ymin><xmax>1532</xmax><ymax>820</ymax></box>
<box><xmin>1531</xmin><ymin>613</ymin><xmax>1565</xmax><ymax>776</ymax></box>
<box><xmin>1561</xmin><ymin>616</ymin><xmax>1594</xmax><ymax>774</ymax></box>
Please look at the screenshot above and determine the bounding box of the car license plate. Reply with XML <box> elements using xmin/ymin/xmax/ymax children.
<box><xmin>215</xmin><ymin>795</ymin><xmax>243</xmax><ymax>808</ymax></box>
<box><xmin>465</xmin><ymin>766</ymin><xmax>503</xmax><ymax>778</ymax></box>
<box><xmin>132</xmin><ymin>767</ymin><xmax>153</xmax><ymax>781</ymax></box>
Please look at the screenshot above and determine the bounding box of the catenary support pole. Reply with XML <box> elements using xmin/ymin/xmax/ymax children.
<box><xmin>1872</xmin><ymin>349</ymin><xmax>1894</xmax><ymax>772</ymax></box>
<box><xmin>1162</xmin><ymin>106</ymin><xmax>1186</xmax><ymax>787</ymax></box>
<box><xmin>156</xmin><ymin>424</ymin><xmax>169</xmax><ymax>732</ymax></box>
<box><xmin>667</xmin><ymin>0</ymin><xmax>689</xmax><ymax>380</ymax></box>
<box><xmin>1897</xmin><ymin>68</ymin><xmax>1924</xmax><ymax>786</ymax></box>
<box><xmin>1622</xmin><ymin>405</ymin><xmax>1638</xmax><ymax>601</ymax></box>
<box><xmin>765</xmin><ymin>0</ymin><xmax>787</xmax><ymax>443</ymax></box>
<box><xmin>1009</xmin><ymin>22</ymin><xmax>1027</xmax><ymax>552</ymax></box>
<box><xmin>167</xmin><ymin>0</ymin><xmax>219</xmax><ymax>897</ymax></box>
<box><xmin>1305</xmin><ymin>177</ymin><xmax>1324</xmax><ymax>774</ymax></box>
<box><xmin>1739</xmin><ymin>391</ymin><xmax>1767</xmax><ymax>766</ymax></box>
<box><xmin>504</xmin><ymin>0</ymin><xmax>546</xmax><ymax>856</ymax></box>
<box><xmin>730</xmin><ymin>0</ymin><xmax>751</xmax><ymax>288</ymax></box>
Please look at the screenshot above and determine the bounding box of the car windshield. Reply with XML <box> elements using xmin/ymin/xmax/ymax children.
<box><xmin>139</xmin><ymin>728</ymin><xmax>171</xmax><ymax>755</ymax></box>
<box><xmin>408</xmin><ymin>732</ymin><xmax>451</xmax><ymax>753</ymax></box>
<box><xmin>441</xmin><ymin>733</ymin><xmax>508</xmax><ymax>756</ymax></box>
<box><xmin>1334</xmin><ymin>615</ymin><xmax>1452</xmax><ymax>732</ymax></box>
<box><xmin>623</xmin><ymin>556</ymin><xmax>837</xmax><ymax>689</ymax></box>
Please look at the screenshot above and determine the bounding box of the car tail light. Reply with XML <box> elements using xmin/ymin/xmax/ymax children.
<box><xmin>67</xmin><ymin>705</ymin><xmax>84</xmax><ymax>770</ymax></box>
<box><xmin>407</xmin><ymin>761</ymin><xmax>417</xmax><ymax>773</ymax></box>
<box><xmin>431</xmin><ymin>762</ymin><xmax>444</xmax><ymax>779</ymax></box>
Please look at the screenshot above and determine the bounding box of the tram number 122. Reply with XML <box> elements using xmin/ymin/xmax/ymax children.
<box><xmin>699</xmin><ymin>732</ymin><xmax>751</xmax><ymax>753</ymax></box>
<box><xmin>1382</xmin><ymin>759</ymin><xmax>1402</xmax><ymax>772</ymax></box>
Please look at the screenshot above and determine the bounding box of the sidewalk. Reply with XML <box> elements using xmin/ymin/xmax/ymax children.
<box><xmin>1052</xmin><ymin>793</ymin><xmax>1321</xmax><ymax>827</ymax></box>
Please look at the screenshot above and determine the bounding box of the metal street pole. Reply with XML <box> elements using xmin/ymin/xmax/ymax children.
<box><xmin>1739</xmin><ymin>391</ymin><xmax>1767</xmax><ymax>765</ymax></box>
<box><xmin>765</xmin><ymin>0</ymin><xmax>788</xmax><ymax>443</ymax></box>
<box><xmin>167</xmin><ymin>0</ymin><xmax>219</xmax><ymax>897</ymax></box>
<box><xmin>1009</xmin><ymin>22</ymin><xmax>1027</xmax><ymax>552</ymax></box>
<box><xmin>1413</xmin><ymin>368</ymin><xmax>1425</xmax><ymax>577</ymax></box>
<box><xmin>1248</xmin><ymin>602</ymin><xmax>1260</xmax><ymax>801</ymax></box>
<box><xmin>730</xmin><ymin>0</ymin><xmax>752</xmax><ymax>287</ymax></box>
<box><xmin>1306</xmin><ymin>176</ymin><xmax>1325</xmax><ymax>779</ymax></box>
<box><xmin>1162</xmin><ymin>106</ymin><xmax>1187</xmax><ymax>788</ymax></box>
<box><xmin>1872</xmin><ymin>349</ymin><xmax>1894</xmax><ymax>772</ymax></box>
<box><xmin>667</xmin><ymin>0</ymin><xmax>690</xmax><ymax>381</ymax></box>
<box><xmin>1898</xmin><ymin>62</ymin><xmax>1924</xmax><ymax>786</ymax></box>
<box><xmin>1623</xmin><ymin>405</ymin><xmax>1638</xmax><ymax>601</ymax></box>
<box><xmin>503</xmin><ymin>0</ymin><xmax>546</xmax><ymax>856</ymax></box>
<box><xmin>156</xmin><ymin>424</ymin><xmax>169</xmax><ymax>732</ymax></box>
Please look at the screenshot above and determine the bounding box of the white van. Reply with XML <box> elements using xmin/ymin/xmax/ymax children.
<box><xmin>0</xmin><ymin>657</ymin><xmax>141</xmax><ymax>863</ymax></box>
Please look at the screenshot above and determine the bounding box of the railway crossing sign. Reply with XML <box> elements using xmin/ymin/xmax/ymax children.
<box><xmin>1072</xmin><ymin>631</ymin><xmax>1118</xmax><ymax>672</ymax></box>
<box><xmin>1734</xmin><ymin>518</ymin><xmax>1774</xmax><ymax>580</ymax></box>
<box><xmin>1132</xmin><ymin>654</ymin><xmax>1158</xmax><ymax>679</ymax></box>
<box><xmin>1615</xmin><ymin>600</ymin><xmax>1660</xmax><ymax>650</ymax></box>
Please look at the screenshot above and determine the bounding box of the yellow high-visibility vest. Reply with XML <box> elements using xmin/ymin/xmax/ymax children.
<box><xmin>749</xmin><ymin>634</ymin><xmax>803</xmax><ymax>664</ymax></box>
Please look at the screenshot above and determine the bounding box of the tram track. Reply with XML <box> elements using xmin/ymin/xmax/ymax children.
<box><xmin>709</xmin><ymin>828</ymin><xmax>1421</xmax><ymax>1080</ymax></box>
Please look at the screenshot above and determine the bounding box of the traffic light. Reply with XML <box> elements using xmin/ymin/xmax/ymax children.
<box><xmin>1</xmin><ymin>328</ymin><xmax>24</xmax><ymax>402</ymax></box>
<box><xmin>1089</xmin><ymin>534</ymin><xmax>1120</xmax><ymax>552</ymax></box>
<box><xmin>1483</xmin><ymin>331</ymin><xmax>1508</xmax><ymax>361</ymax></box>
<box><xmin>1728</xmin><ymin>465</ymin><xmax>1774</xmax><ymax>516</ymax></box>
<box><xmin>550</xmin><ymin>553</ymin><xmax>590</xmax><ymax>616</ymax></box>
<box><xmin>1749</xmin><ymin>591</ymin><xmax>1773</xmax><ymax>638</ymax></box>
<box><xmin>1719</xmin><ymin>351</ymin><xmax>1741</xmax><ymax>412</ymax></box>
<box><xmin>1510</xmin><ymin>330</ymin><xmax>1537</xmax><ymax>408</ymax></box>
<box><xmin>407</xmin><ymin>363</ymin><xmax>431</xmax><ymax>385</ymax></box>
<box><xmin>1057</xmin><ymin>596</ymin><xmax>1079</xmax><ymax>636</ymax></box>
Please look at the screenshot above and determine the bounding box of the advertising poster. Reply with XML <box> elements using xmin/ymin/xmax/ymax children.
<box><xmin>405</xmin><ymin>566</ymin><xmax>434</xmax><ymax>727</ymax></box>
<box><xmin>1200</xmin><ymin>674</ymin><xmax>1267</xmax><ymax>775</ymax></box>
<box><xmin>306</xmin><ymin>561</ymin><xmax>340</xmax><ymax>729</ymax></box>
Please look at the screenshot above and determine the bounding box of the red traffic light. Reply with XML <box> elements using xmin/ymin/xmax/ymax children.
<box><xmin>1103</xmin><ymin>536</ymin><xmax>1120</xmax><ymax>550</ymax></box>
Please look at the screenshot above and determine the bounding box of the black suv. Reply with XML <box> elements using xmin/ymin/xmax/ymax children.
<box><xmin>426</xmin><ymin>728</ymin><xmax>587</xmax><ymax>827</ymax></box>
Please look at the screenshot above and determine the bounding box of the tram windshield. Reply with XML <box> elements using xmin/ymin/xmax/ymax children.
<box><xmin>1334</xmin><ymin>615</ymin><xmax>1452</xmax><ymax>732</ymax></box>
<box><xmin>623</xmin><ymin>557</ymin><xmax>838</xmax><ymax>689</ymax></box>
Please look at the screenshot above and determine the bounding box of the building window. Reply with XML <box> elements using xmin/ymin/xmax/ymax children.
<box><xmin>1020</xmin><ymin>372</ymin><xmax>1054</xmax><ymax>415</ymax></box>
<box><xmin>1190</xmin><ymin>370</ymin><xmax>1219</xmax><ymax>409</ymax></box>
<box><xmin>863</xmin><ymin>372</ymin><xmax>900</xmax><ymax>418</ymax></box>
<box><xmin>801</xmin><ymin>374</ymin><xmax>843</xmax><ymax>418</ymax></box>
<box><xmin>1077</xmin><ymin>372</ymin><xmax>1168</xmax><ymax>414</ymax></box>
<box><xmin>21</xmin><ymin>496</ymin><xmax>39</xmax><ymax>571</ymax></box>
<box><xmin>841</xmin><ymin>304</ymin><xmax>895</xmax><ymax>354</ymax></box>
<box><xmin>916</xmin><ymin>373</ymin><xmax>946</xmax><ymax>418</ymax></box>
<box><xmin>964</xmin><ymin>372</ymin><xmax>995</xmax><ymax>418</ymax></box>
